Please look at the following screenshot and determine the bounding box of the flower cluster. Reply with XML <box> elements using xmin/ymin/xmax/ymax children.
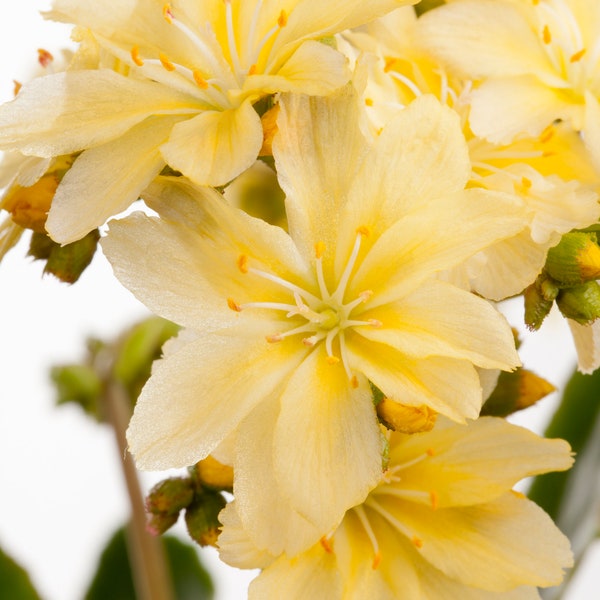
<box><xmin>3</xmin><ymin>1</ymin><xmax>599</xmax><ymax>597</ymax></box>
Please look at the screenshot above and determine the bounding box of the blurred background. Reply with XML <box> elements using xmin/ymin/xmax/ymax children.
<box><xmin>0</xmin><ymin>2</ymin><xmax>597</xmax><ymax>599</ymax></box>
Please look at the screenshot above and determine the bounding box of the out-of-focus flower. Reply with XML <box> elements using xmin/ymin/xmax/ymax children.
<box><xmin>219</xmin><ymin>417</ymin><xmax>574</xmax><ymax>599</ymax></box>
<box><xmin>0</xmin><ymin>0</ymin><xmax>417</xmax><ymax>244</ymax></box>
<box><xmin>101</xmin><ymin>88</ymin><xmax>526</xmax><ymax>548</ymax></box>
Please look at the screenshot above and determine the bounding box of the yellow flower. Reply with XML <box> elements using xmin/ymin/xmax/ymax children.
<box><xmin>419</xmin><ymin>0</ymin><xmax>600</xmax><ymax>171</ymax></box>
<box><xmin>101</xmin><ymin>88</ymin><xmax>525</xmax><ymax>542</ymax></box>
<box><xmin>0</xmin><ymin>0</ymin><xmax>416</xmax><ymax>244</ymax></box>
<box><xmin>219</xmin><ymin>417</ymin><xmax>574</xmax><ymax>599</ymax></box>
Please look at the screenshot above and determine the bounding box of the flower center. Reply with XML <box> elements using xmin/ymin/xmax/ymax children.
<box><xmin>227</xmin><ymin>227</ymin><xmax>382</xmax><ymax>380</ymax></box>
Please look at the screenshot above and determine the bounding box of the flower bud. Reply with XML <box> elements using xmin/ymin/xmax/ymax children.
<box><xmin>524</xmin><ymin>282</ymin><xmax>554</xmax><ymax>331</ymax></box>
<box><xmin>194</xmin><ymin>456</ymin><xmax>233</xmax><ymax>491</ymax></box>
<box><xmin>545</xmin><ymin>232</ymin><xmax>600</xmax><ymax>286</ymax></box>
<box><xmin>145</xmin><ymin>477</ymin><xmax>194</xmax><ymax>517</ymax></box>
<box><xmin>376</xmin><ymin>398</ymin><xmax>437</xmax><ymax>433</ymax></box>
<box><xmin>556</xmin><ymin>281</ymin><xmax>600</xmax><ymax>325</ymax></box>
<box><xmin>146</xmin><ymin>510</ymin><xmax>179</xmax><ymax>536</ymax></box>
<box><xmin>185</xmin><ymin>492</ymin><xmax>227</xmax><ymax>547</ymax></box>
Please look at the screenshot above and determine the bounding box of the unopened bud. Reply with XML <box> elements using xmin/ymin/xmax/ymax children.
<box><xmin>185</xmin><ymin>492</ymin><xmax>226</xmax><ymax>547</ymax></box>
<box><xmin>376</xmin><ymin>398</ymin><xmax>437</xmax><ymax>433</ymax></box>
<box><xmin>42</xmin><ymin>229</ymin><xmax>100</xmax><ymax>283</ymax></box>
<box><xmin>146</xmin><ymin>477</ymin><xmax>194</xmax><ymax>517</ymax></box>
<box><xmin>556</xmin><ymin>281</ymin><xmax>600</xmax><ymax>325</ymax></box>
<box><xmin>146</xmin><ymin>510</ymin><xmax>179</xmax><ymax>536</ymax></box>
<box><xmin>194</xmin><ymin>456</ymin><xmax>233</xmax><ymax>491</ymax></box>
<box><xmin>545</xmin><ymin>232</ymin><xmax>600</xmax><ymax>286</ymax></box>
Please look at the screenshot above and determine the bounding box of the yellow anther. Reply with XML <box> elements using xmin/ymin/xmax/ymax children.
<box><xmin>193</xmin><ymin>70</ymin><xmax>209</xmax><ymax>88</ymax></box>
<box><xmin>227</xmin><ymin>298</ymin><xmax>242</xmax><ymax>312</ymax></box>
<box><xmin>356</xmin><ymin>225</ymin><xmax>371</xmax><ymax>237</ymax></box>
<box><xmin>248</xmin><ymin>64</ymin><xmax>258</xmax><ymax>76</ymax></box>
<box><xmin>383</xmin><ymin>57</ymin><xmax>399</xmax><ymax>73</ymax></box>
<box><xmin>320</xmin><ymin>536</ymin><xmax>334</xmax><ymax>554</ymax></box>
<box><xmin>159</xmin><ymin>52</ymin><xmax>176</xmax><ymax>71</ymax></box>
<box><xmin>326</xmin><ymin>355</ymin><xmax>340</xmax><ymax>365</ymax></box>
<box><xmin>277</xmin><ymin>10</ymin><xmax>288</xmax><ymax>27</ymax></box>
<box><xmin>131</xmin><ymin>46</ymin><xmax>144</xmax><ymax>67</ymax></box>
<box><xmin>266</xmin><ymin>333</ymin><xmax>283</xmax><ymax>343</ymax></box>
<box><xmin>570</xmin><ymin>48</ymin><xmax>586</xmax><ymax>63</ymax></box>
<box><xmin>359</xmin><ymin>290</ymin><xmax>374</xmax><ymax>303</ymax></box>
<box><xmin>426</xmin><ymin>447</ymin><xmax>436</xmax><ymax>457</ymax></box>
<box><xmin>163</xmin><ymin>3</ymin><xmax>174</xmax><ymax>23</ymax></box>
<box><xmin>365</xmin><ymin>98</ymin><xmax>374</xmax><ymax>107</ymax></box>
<box><xmin>429</xmin><ymin>490</ymin><xmax>439</xmax><ymax>510</ymax></box>
<box><xmin>521</xmin><ymin>176</ymin><xmax>532</xmax><ymax>190</ymax></box>
<box><xmin>37</xmin><ymin>48</ymin><xmax>54</xmax><ymax>68</ymax></box>
<box><xmin>315</xmin><ymin>241</ymin><xmax>326</xmax><ymax>259</ymax></box>
<box><xmin>13</xmin><ymin>80</ymin><xmax>22</xmax><ymax>96</ymax></box>
<box><xmin>511</xmin><ymin>489</ymin><xmax>527</xmax><ymax>499</ymax></box>
<box><xmin>542</xmin><ymin>25</ymin><xmax>551</xmax><ymax>44</ymax></box>
<box><xmin>539</xmin><ymin>124</ymin><xmax>555</xmax><ymax>144</ymax></box>
<box><xmin>351</xmin><ymin>375</ymin><xmax>359</xmax><ymax>389</ymax></box>
<box><xmin>372</xmin><ymin>551</ymin><xmax>382</xmax><ymax>570</ymax></box>
<box><xmin>237</xmin><ymin>254</ymin><xmax>249</xmax><ymax>274</ymax></box>
<box><xmin>368</xmin><ymin>319</ymin><xmax>382</xmax><ymax>328</ymax></box>
<box><xmin>412</xmin><ymin>536</ymin><xmax>424</xmax><ymax>549</ymax></box>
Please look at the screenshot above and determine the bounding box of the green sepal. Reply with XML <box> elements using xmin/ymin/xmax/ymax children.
<box><xmin>185</xmin><ymin>492</ymin><xmax>227</xmax><ymax>548</ymax></box>
<box><xmin>0</xmin><ymin>546</ymin><xmax>41</xmax><ymax>600</ymax></box>
<box><xmin>556</xmin><ymin>281</ymin><xmax>600</xmax><ymax>325</ymax></box>
<box><xmin>51</xmin><ymin>364</ymin><xmax>103</xmax><ymax>420</ymax></box>
<box><xmin>524</xmin><ymin>282</ymin><xmax>554</xmax><ymax>331</ymax></box>
<box><xmin>545</xmin><ymin>232</ymin><xmax>600</xmax><ymax>286</ymax></box>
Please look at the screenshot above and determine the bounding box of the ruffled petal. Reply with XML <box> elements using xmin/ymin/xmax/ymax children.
<box><xmin>568</xmin><ymin>319</ymin><xmax>600</xmax><ymax>374</ymax></box>
<box><xmin>0</xmin><ymin>70</ymin><xmax>198</xmax><ymax>156</ymax></box>
<box><xmin>160</xmin><ymin>100</ymin><xmax>263</xmax><ymax>186</ymax></box>
<box><xmin>273</xmin><ymin>345</ymin><xmax>383</xmax><ymax>531</ymax></box>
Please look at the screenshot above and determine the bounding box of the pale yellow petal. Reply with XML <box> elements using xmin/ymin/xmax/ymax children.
<box><xmin>418</xmin><ymin>0</ymin><xmax>559</xmax><ymax>83</ymax></box>
<box><xmin>469</xmin><ymin>76</ymin><xmax>577</xmax><ymax>144</ymax></box>
<box><xmin>160</xmin><ymin>100</ymin><xmax>263</xmax><ymax>186</ymax></box>
<box><xmin>273</xmin><ymin>345</ymin><xmax>383</xmax><ymax>531</ymax></box>
<box><xmin>387</xmin><ymin>417</ymin><xmax>573</xmax><ymax>508</ymax></box>
<box><xmin>126</xmin><ymin>333</ymin><xmax>304</xmax><ymax>470</ymax></box>
<box><xmin>358</xmin><ymin>280</ymin><xmax>519</xmax><ymax>369</ymax></box>
<box><xmin>0</xmin><ymin>70</ymin><xmax>197</xmax><ymax>156</ymax></box>
<box><xmin>568</xmin><ymin>319</ymin><xmax>600</xmax><ymax>374</ymax></box>
<box><xmin>348</xmin><ymin>188</ymin><xmax>526</xmax><ymax>307</ymax></box>
<box><xmin>583</xmin><ymin>91</ymin><xmax>600</xmax><ymax>172</ymax></box>
<box><xmin>46</xmin><ymin>116</ymin><xmax>178</xmax><ymax>244</ymax></box>
<box><xmin>382</xmin><ymin>493</ymin><xmax>573</xmax><ymax>591</ymax></box>
<box><xmin>233</xmin><ymin>396</ymin><xmax>322</xmax><ymax>558</ymax></box>
<box><xmin>347</xmin><ymin>338</ymin><xmax>483</xmax><ymax>421</ymax></box>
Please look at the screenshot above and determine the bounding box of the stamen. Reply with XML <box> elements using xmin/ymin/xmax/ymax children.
<box><xmin>539</xmin><ymin>124</ymin><xmax>555</xmax><ymax>143</ymax></box>
<box><xmin>387</xmin><ymin>70</ymin><xmax>424</xmax><ymax>99</ymax></box>
<box><xmin>277</xmin><ymin>10</ymin><xmax>288</xmax><ymax>27</ymax></box>
<box><xmin>227</xmin><ymin>298</ymin><xmax>242</xmax><ymax>312</ymax></box>
<box><xmin>266</xmin><ymin>333</ymin><xmax>283</xmax><ymax>343</ymax></box>
<box><xmin>366</xmin><ymin>497</ymin><xmax>419</xmax><ymax>547</ymax></box>
<box><xmin>315</xmin><ymin>249</ymin><xmax>330</xmax><ymax>300</ymax></box>
<box><xmin>412</xmin><ymin>536</ymin><xmax>424</xmax><ymax>549</ymax></box>
<box><xmin>237</xmin><ymin>254</ymin><xmax>249</xmax><ymax>273</ymax></box>
<box><xmin>192</xmin><ymin>70</ymin><xmax>209</xmax><ymax>88</ymax></box>
<box><xmin>320</xmin><ymin>536</ymin><xmax>334</xmax><ymax>554</ymax></box>
<box><xmin>543</xmin><ymin>25</ymin><xmax>552</xmax><ymax>44</ymax></box>
<box><xmin>331</xmin><ymin>232</ymin><xmax>364</xmax><ymax>304</ymax></box>
<box><xmin>521</xmin><ymin>176</ymin><xmax>532</xmax><ymax>190</ymax></box>
<box><xmin>353</xmin><ymin>506</ymin><xmax>381</xmax><ymax>569</ymax></box>
<box><xmin>570</xmin><ymin>48</ymin><xmax>586</xmax><ymax>62</ymax></box>
<box><xmin>339</xmin><ymin>330</ymin><xmax>354</xmax><ymax>381</ymax></box>
<box><xmin>224</xmin><ymin>0</ymin><xmax>243</xmax><ymax>79</ymax></box>
<box><xmin>326</xmin><ymin>355</ymin><xmax>340</xmax><ymax>365</ymax></box>
<box><xmin>351</xmin><ymin>375</ymin><xmax>359</xmax><ymax>389</ymax></box>
<box><xmin>426</xmin><ymin>448</ymin><xmax>436</xmax><ymax>457</ymax></box>
<box><xmin>429</xmin><ymin>490</ymin><xmax>439</xmax><ymax>510</ymax></box>
<box><xmin>37</xmin><ymin>49</ymin><xmax>54</xmax><ymax>68</ymax></box>
<box><xmin>315</xmin><ymin>241</ymin><xmax>326</xmax><ymax>259</ymax></box>
<box><xmin>247</xmin><ymin>267</ymin><xmax>322</xmax><ymax>306</ymax></box>
<box><xmin>163</xmin><ymin>3</ymin><xmax>174</xmax><ymax>24</ymax></box>
<box><xmin>365</xmin><ymin>98</ymin><xmax>374</xmax><ymax>107</ymax></box>
<box><xmin>159</xmin><ymin>52</ymin><xmax>176</xmax><ymax>72</ymax></box>
<box><xmin>248</xmin><ymin>64</ymin><xmax>257</xmax><ymax>75</ymax></box>
<box><xmin>131</xmin><ymin>46</ymin><xmax>144</xmax><ymax>66</ymax></box>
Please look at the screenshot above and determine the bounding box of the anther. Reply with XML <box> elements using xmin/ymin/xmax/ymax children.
<box><xmin>368</xmin><ymin>319</ymin><xmax>383</xmax><ymax>328</ymax></box>
<box><xmin>163</xmin><ymin>3</ymin><xmax>174</xmax><ymax>24</ymax></box>
<box><xmin>237</xmin><ymin>254</ymin><xmax>249</xmax><ymax>274</ymax></box>
<box><xmin>266</xmin><ymin>333</ymin><xmax>283</xmax><ymax>343</ymax></box>
<box><xmin>542</xmin><ymin>25</ymin><xmax>551</xmax><ymax>44</ymax></box>
<box><xmin>248</xmin><ymin>64</ymin><xmax>258</xmax><ymax>75</ymax></box>
<box><xmin>326</xmin><ymin>355</ymin><xmax>340</xmax><ymax>365</ymax></box>
<box><xmin>227</xmin><ymin>298</ymin><xmax>242</xmax><ymax>312</ymax></box>
<box><xmin>193</xmin><ymin>70</ymin><xmax>209</xmax><ymax>88</ymax></box>
<box><xmin>359</xmin><ymin>290</ymin><xmax>374</xmax><ymax>303</ymax></box>
<box><xmin>426</xmin><ymin>448</ymin><xmax>436</xmax><ymax>457</ymax></box>
<box><xmin>303</xmin><ymin>336</ymin><xmax>317</xmax><ymax>347</ymax></box>
<box><xmin>521</xmin><ymin>176</ymin><xmax>532</xmax><ymax>189</ymax></box>
<box><xmin>539</xmin><ymin>125</ymin><xmax>554</xmax><ymax>143</ymax></box>
<box><xmin>131</xmin><ymin>46</ymin><xmax>144</xmax><ymax>67</ymax></box>
<box><xmin>356</xmin><ymin>225</ymin><xmax>371</xmax><ymax>237</ymax></box>
<box><xmin>570</xmin><ymin>48</ymin><xmax>586</xmax><ymax>63</ymax></box>
<box><xmin>365</xmin><ymin>98</ymin><xmax>374</xmax><ymax>107</ymax></box>
<box><xmin>277</xmin><ymin>10</ymin><xmax>288</xmax><ymax>27</ymax></box>
<box><xmin>320</xmin><ymin>536</ymin><xmax>334</xmax><ymax>554</ymax></box>
<box><xmin>13</xmin><ymin>80</ymin><xmax>22</xmax><ymax>96</ymax></box>
<box><xmin>372</xmin><ymin>551</ymin><xmax>382</xmax><ymax>570</ymax></box>
<box><xmin>429</xmin><ymin>490</ymin><xmax>439</xmax><ymax>510</ymax></box>
<box><xmin>315</xmin><ymin>241</ymin><xmax>326</xmax><ymax>259</ymax></box>
<box><xmin>37</xmin><ymin>49</ymin><xmax>54</xmax><ymax>68</ymax></box>
<box><xmin>351</xmin><ymin>375</ymin><xmax>359</xmax><ymax>389</ymax></box>
<box><xmin>159</xmin><ymin>53</ymin><xmax>176</xmax><ymax>71</ymax></box>
<box><xmin>411</xmin><ymin>536</ymin><xmax>424</xmax><ymax>549</ymax></box>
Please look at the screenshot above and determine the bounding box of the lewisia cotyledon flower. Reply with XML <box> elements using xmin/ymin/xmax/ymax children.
<box><xmin>219</xmin><ymin>417</ymin><xmax>574</xmax><ymax>599</ymax></box>
<box><xmin>0</xmin><ymin>0</ymin><xmax>416</xmax><ymax>243</ymax></box>
<box><xmin>101</xmin><ymin>89</ymin><xmax>526</xmax><ymax>550</ymax></box>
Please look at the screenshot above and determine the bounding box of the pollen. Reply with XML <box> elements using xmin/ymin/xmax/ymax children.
<box><xmin>163</xmin><ymin>3</ymin><xmax>174</xmax><ymax>24</ymax></box>
<box><xmin>227</xmin><ymin>297</ymin><xmax>242</xmax><ymax>312</ymax></box>
<box><xmin>315</xmin><ymin>241</ymin><xmax>326</xmax><ymax>259</ymax></box>
<box><xmin>542</xmin><ymin>25</ymin><xmax>551</xmax><ymax>44</ymax></box>
<box><xmin>429</xmin><ymin>490</ymin><xmax>439</xmax><ymax>510</ymax></box>
<box><xmin>159</xmin><ymin>52</ymin><xmax>176</xmax><ymax>71</ymax></box>
<box><xmin>365</xmin><ymin>98</ymin><xmax>374</xmax><ymax>107</ymax></box>
<box><xmin>277</xmin><ymin>10</ymin><xmax>288</xmax><ymax>28</ymax></box>
<box><xmin>570</xmin><ymin>48</ymin><xmax>586</xmax><ymax>63</ymax></box>
<box><xmin>248</xmin><ymin>64</ymin><xmax>258</xmax><ymax>76</ymax></box>
<box><xmin>193</xmin><ymin>70</ymin><xmax>209</xmax><ymax>88</ymax></box>
<box><xmin>320</xmin><ymin>536</ymin><xmax>334</xmax><ymax>554</ymax></box>
<box><xmin>356</xmin><ymin>225</ymin><xmax>371</xmax><ymax>237</ymax></box>
<box><xmin>37</xmin><ymin>48</ymin><xmax>54</xmax><ymax>68</ymax></box>
<box><xmin>131</xmin><ymin>46</ymin><xmax>144</xmax><ymax>67</ymax></box>
<box><xmin>411</xmin><ymin>535</ymin><xmax>424</xmax><ymax>549</ymax></box>
<box><xmin>237</xmin><ymin>254</ymin><xmax>249</xmax><ymax>274</ymax></box>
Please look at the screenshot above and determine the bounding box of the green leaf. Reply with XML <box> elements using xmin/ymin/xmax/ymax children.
<box><xmin>0</xmin><ymin>546</ymin><xmax>41</xmax><ymax>600</ymax></box>
<box><xmin>85</xmin><ymin>526</ymin><xmax>214</xmax><ymax>600</ymax></box>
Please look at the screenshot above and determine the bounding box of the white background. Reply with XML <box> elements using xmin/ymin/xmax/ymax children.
<box><xmin>0</xmin><ymin>3</ymin><xmax>597</xmax><ymax>599</ymax></box>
